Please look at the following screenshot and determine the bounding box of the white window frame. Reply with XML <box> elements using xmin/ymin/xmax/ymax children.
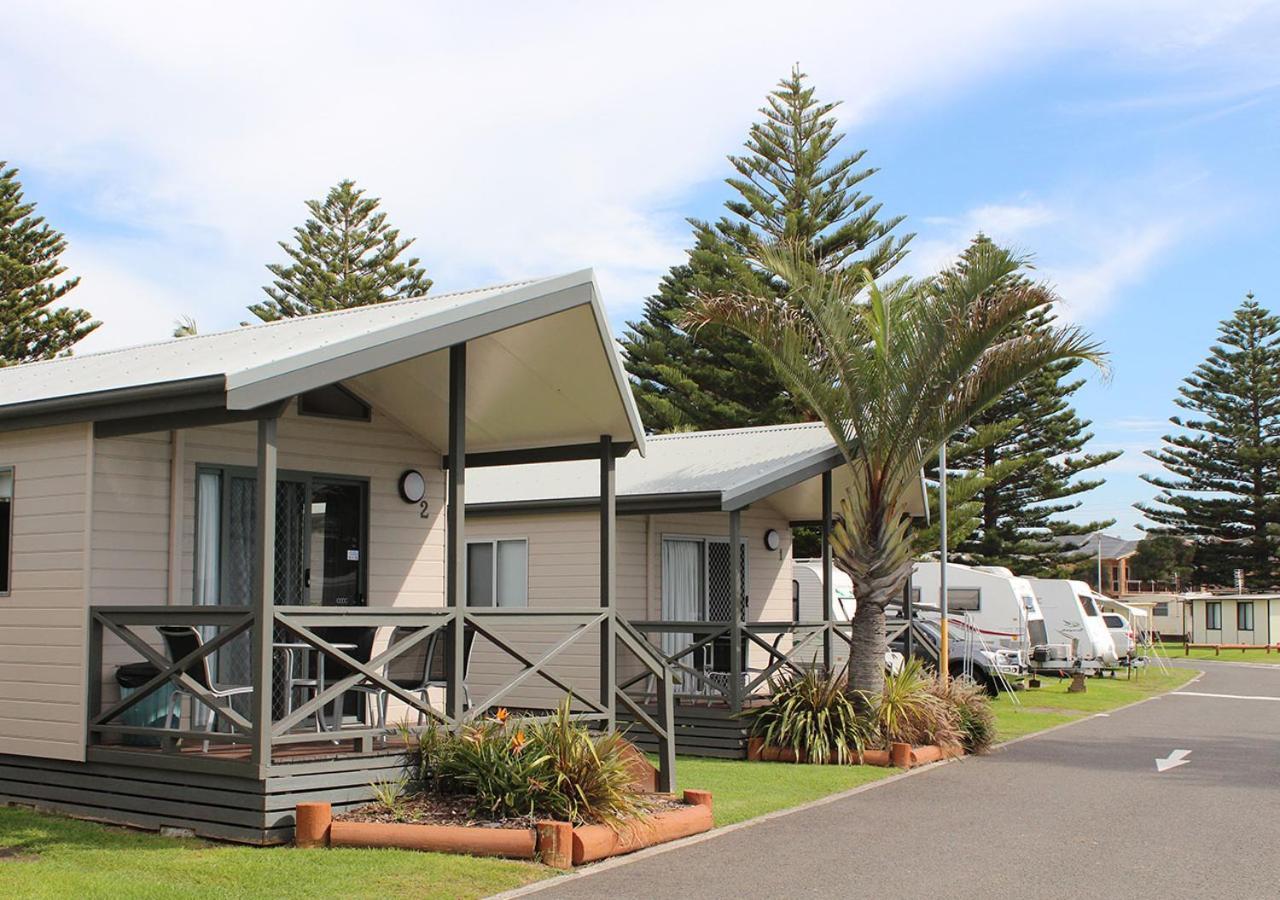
<box><xmin>466</xmin><ymin>538</ymin><xmax>529</xmax><ymax>608</ymax></box>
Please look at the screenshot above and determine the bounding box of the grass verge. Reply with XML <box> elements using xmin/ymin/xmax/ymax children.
<box><xmin>993</xmin><ymin>666</ymin><xmax>1198</xmax><ymax>742</ymax></box>
<box><xmin>1156</xmin><ymin>642</ymin><xmax>1280</xmax><ymax>665</ymax></box>
<box><xmin>673</xmin><ymin>756</ymin><xmax>897</xmax><ymax>827</ymax></box>
<box><xmin>0</xmin><ymin>807</ymin><xmax>548</xmax><ymax>900</ymax></box>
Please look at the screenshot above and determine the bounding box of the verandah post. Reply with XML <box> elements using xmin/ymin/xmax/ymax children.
<box><xmin>446</xmin><ymin>343</ymin><xmax>466</xmax><ymax>725</ymax></box>
<box><xmin>821</xmin><ymin>469</ymin><xmax>834</xmax><ymax>673</ymax></box>
<box><xmin>251</xmin><ymin>415</ymin><xmax>278</xmax><ymax>769</ymax></box>
<box><xmin>599</xmin><ymin>435</ymin><xmax>616</xmax><ymax>731</ymax></box>
<box><xmin>728</xmin><ymin>508</ymin><xmax>743</xmax><ymax>714</ymax></box>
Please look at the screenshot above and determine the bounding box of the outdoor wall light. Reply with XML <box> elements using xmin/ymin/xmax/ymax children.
<box><xmin>763</xmin><ymin>528</ymin><xmax>781</xmax><ymax>551</ymax></box>
<box><xmin>398</xmin><ymin>469</ymin><xmax>427</xmax><ymax>504</ymax></box>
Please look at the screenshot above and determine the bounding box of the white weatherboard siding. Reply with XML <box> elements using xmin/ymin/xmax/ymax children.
<box><xmin>88</xmin><ymin>399</ymin><xmax>446</xmax><ymax>716</ymax></box>
<box><xmin>463</xmin><ymin>506</ymin><xmax>795</xmax><ymax>708</ymax></box>
<box><xmin>0</xmin><ymin>424</ymin><xmax>92</xmax><ymax>761</ymax></box>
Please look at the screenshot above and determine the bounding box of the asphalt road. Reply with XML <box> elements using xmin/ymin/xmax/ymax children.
<box><xmin>520</xmin><ymin>661</ymin><xmax>1280</xmax><ymax>900</ymax></box>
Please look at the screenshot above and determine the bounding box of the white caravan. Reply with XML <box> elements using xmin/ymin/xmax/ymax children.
<box><xmin>906</xmin><ymin>563</ymin><xmax>1041</xmax><ymax>683</ymax></box>
<box><xmin>792</xmin><ymin>560</ymin><xmax>904</xmax><ymax>674</ymax></box>
<box><xmin>1026</xmin><ymin>578</ymin><xmax>1119</xmax><ymax>670</ymax></box>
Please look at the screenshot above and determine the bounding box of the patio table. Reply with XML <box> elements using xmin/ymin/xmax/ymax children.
<box><xmin>273</xmin><ymin>641</ymin><xmax>356</xmax><ymax>733</ymax></box>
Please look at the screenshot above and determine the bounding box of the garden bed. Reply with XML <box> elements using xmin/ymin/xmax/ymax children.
<box><xmin>746</xmin><ymin>736</ymin><xmax>964</xmax><ymax>768</ymax></box>
<box><xmin>296</xmin><ymin>790</ymin><xmax>713</xmax><ymax>868</ymax></box>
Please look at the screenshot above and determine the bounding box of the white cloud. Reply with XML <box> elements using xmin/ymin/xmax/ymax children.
<box><xmin>0</xmin><ymin>0</ymin><xmax>1273</xmax><ymax>346</ymax></box>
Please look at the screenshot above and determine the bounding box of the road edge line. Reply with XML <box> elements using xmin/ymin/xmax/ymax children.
<box><xmin>992</xmin><ymin>668</ymin><xmax>1206</xmax><ymax>752</ymax></box>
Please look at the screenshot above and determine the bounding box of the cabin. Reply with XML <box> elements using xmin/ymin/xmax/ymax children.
<box><xmin>466</xmin><ymin>424</ymin><xmax>927</xmax><ymax>758</ymax></box>
<box><xmin>1184</xmin><ymin>593</ymin><xmax>1280</xmax><ymax>646</ymax></box>
<box><xmin>0</xmin><ymin>271</ymin><xmax>680</xmax><ymax>843</ymax></box>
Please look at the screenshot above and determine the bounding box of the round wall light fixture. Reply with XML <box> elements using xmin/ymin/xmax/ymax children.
<box><xmin>398</xmin><ymin>469</ymin><xmax>427</xmax><ymax>504</ymax></box>
<box><xmin>763</xmin><ymin>528</ymin><xmax>781</xmax><ymax>552</ymax></box>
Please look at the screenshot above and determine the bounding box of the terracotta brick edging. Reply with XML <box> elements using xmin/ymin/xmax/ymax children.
<box><xmin>747</xmin><ymin>736</ymin><xmax>964</xmax><ymax>769</ymax></box>
<box><xmin>294</xmin><ymin>791</ymin><xmax>714</xmax><ymax>868</ymax></box>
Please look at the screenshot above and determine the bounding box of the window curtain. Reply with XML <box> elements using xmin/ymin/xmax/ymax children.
<box><xmin>496</xmin><ymin>540</ymin><xmax>528</xmax><ymax>608</ymax></box>
<box><xmin>194</xmin><ymin>472</ymin><xmax>221</xmax><ymax>607</ymax></box>
<box><xmin>661</xmin><ymin>539</ymin><xmax>702</xmax><ymax>668</ymax></box>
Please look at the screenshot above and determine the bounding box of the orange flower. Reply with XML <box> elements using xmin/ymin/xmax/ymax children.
<box><xmin>510</xmin><ymin>730</ymin><xmax>527</xmax><ymax>754</ymax></box>
<box><xmin>494</xmin><ymin>708</ymin><xmax>509</xmax><ymax>724</ymax></box>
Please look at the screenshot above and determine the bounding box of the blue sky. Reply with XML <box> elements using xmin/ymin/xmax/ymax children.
<box><xmin>3</xmin><ymin>1</ymin><xmax>1279</xmax><ymax>537</ymax></box>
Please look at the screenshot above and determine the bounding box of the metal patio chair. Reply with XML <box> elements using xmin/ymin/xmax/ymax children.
<box><xmin>157</xmin><ymin>625</ymin><xmax>254</xmax><ymax>752</ymax></box>
<box><xmin>362</xmin><ymin>625</ymin><xmax>476</xmax><ymax>727</ymax></box>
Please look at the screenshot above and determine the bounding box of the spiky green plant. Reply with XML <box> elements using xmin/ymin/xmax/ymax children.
<box><xmin>369</xmin><ymin>773</ymin><xmax>407</xmax><ymax>817</ymax></box>
<box><xmin>686</xmin><ymin>239</ymin><xmax>1106</xmax><ymax>697</ymax></box>
<box><xmin>872</xmin><ymin>657</ymin><xmax>961</xmax><ymax>748</ymax></box>
<box><xmin>744</xmin><ymin>669</ymin><xmax>873</xmax><ymax>764</ymax></box>
<box><xmin>525</xmin><ymin>698</ymin><xmax>653</xmax><ymax>827</ymax></box>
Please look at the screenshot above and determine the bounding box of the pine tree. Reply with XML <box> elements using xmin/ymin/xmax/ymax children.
<box><xmin>1138</xmin><ymin>295</ymin><xmax>1280</xmax><ymax>589</ymax></box>
<box><xmin>0</xmin><ymin>162</ymin><xmax>99</xmax><ymax>363</ymax></box>
<box><xmin>622</xmin><ymin>67</ymin><xmax>911</xmax><ymax>430</ymax></box>
<box><xmin>249</xmin><ymin>180</ymin><xmax>431</xmax><ymax>322</ymax></box>
<box><xmin>940</xmin><ymin>238</ymin><xmax>1120</xmax><ymax>575</ymax></box>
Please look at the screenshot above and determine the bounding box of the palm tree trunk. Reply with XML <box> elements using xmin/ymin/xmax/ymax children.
<box><xmin>848</xmin><ymin>599</ymin><xmax>887</xmax><ymax>698</ymax></box>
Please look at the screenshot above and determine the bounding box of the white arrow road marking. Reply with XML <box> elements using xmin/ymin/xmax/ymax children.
<box><xmin>1156</xmin><ymin>749</ymin><xmax>1192</xmax><ymax>773</ymax></box>
<box><xmin>1170</xmin><ymin>691</ymin><xmax>1280</xmax><ymax>702</ymax></box>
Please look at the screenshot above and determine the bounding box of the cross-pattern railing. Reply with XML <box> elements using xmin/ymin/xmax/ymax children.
<box><xmin>624</xmin><ymin>619</ymin><xmax>854</xmax><ymax>711</ymax></box>
<box><xmin>85</xmin><ymin>603</ymin><xmax>678</xmax><ymax>790</ymax></box>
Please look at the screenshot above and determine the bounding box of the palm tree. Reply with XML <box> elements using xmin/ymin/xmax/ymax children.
<box><xmin>686</xmin><ymin>240</ymin><xmax>1106</xmax><ymax>696</ymax></box>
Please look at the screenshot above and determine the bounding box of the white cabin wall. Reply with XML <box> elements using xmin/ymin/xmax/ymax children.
<box><xmin>0</xmin><ymin>423</ymin><xmax>93</xmax><ymax>761</ymax></box>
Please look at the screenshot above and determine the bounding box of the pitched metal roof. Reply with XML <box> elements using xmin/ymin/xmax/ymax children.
<box><xmin>1053</xmin><ymin>532</ymin><xmax>1140</xmax><ymax>559</ymax></box>
<box><xmin>467</xmin><ymin>422</ymin><xmax>930</xmax><ymax>521</ymax></box>
<box><xmin>0</xmin><ymin>270</ymin><xmax>646</xmax><ymax>454</ymax></box>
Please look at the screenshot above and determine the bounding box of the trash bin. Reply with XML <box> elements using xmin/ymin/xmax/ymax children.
<box><xmin>115</xmin><ymin>662</ymin><xmax>174</xmax><ymax>747</ymax></box>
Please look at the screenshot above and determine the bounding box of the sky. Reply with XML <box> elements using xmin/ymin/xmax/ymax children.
<box><xmin>3</xmin><ymin>1</ymin><xmax>1279</xmax><ymax>537</ymax></box>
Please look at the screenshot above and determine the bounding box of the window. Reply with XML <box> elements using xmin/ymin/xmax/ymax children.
<box><xmin>1080</xmin><ymin>595</ymin><xmax>1101</xmax><ymax>616</ymax></box>
<box><xmin>1153</xmin><ymin>602</ymin><xmax>1169</xmax><ymax>616</ymax></box>
<box><xmin>792</xmin><ymin>579</ymin><xmax>800</xmax><ymax>622</ymax></box>
<box><xmin>466</xmin><ymin>539</ymin><xmax>528</xmax><ymax>607</ymax></box>
<box><xmin>0</xmin><ymin>467</ymin><xmax>11</xmax><ymax>594</ymax></box>
<box><xmin>1102</xmin><ymin>614</ymin><xmax>1125</xmax><ymax>629</ymax></box>
<box><xmin>1206</xmin><ymin>601</ymin><xmax>1222</xmax><ymax>631</ymax></box>
<box><xmin>298</xmin><ymin>385</ymin><xmax>371</xmax><ymax>421</ymax></box>
<box><xmin>1237</xmin><ymin>601</ymin><xmax>1254</xmax><ymax>631</ymax></box>
<box><xmin>910</xmin><ymin>586</ymin><xmax>979</xmax><ymax>611</ymax></box>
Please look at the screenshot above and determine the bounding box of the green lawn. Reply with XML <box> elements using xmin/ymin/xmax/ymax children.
<box><xmin>1156</xmin><ymin>642</ymin><xmax>1280</xmax><ymax>665</ymax></box>
<box><xmin>0</xmin><ymin>807</ymin><xmax>548</xmax><ymax>900</ymax></box>
<box><xmin>672</xmin><ymin>756</ymin><xmax>896</xmax><ymax>827</ymax></box>
<box><xmin>993</xmin><ymin>666</ymin><xmax>1198</xmax><ymax>742</ymax></box>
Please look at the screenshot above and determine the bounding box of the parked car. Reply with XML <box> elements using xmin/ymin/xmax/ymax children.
<box><xmin>1101</xmin><ymin>612</ymin><xmax>1136</xmax><ymax>660</ymax></box>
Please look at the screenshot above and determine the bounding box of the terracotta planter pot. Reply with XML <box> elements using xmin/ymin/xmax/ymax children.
<box><xmin>572</xmin><ymin>800</ymin><xmax>713</xmax><ymax>866</ymax></box>
<box><xmin>329</xmin><ymin>820</ymin><xmax>537</xmax><ymax>859</ymax></box>
<box><xmin>890</xmin><ymin>742</ymin><xmax>913</xmax><ymax>768</ymax></box>
<box><xmin>909</xmin><ymin>745</ymin><xmax>943</xmax><ymax>766</ymax></box>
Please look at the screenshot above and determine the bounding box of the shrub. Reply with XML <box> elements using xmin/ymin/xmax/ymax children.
<box><xmin>872</xmin><ymin>657</ymin><xmax>961</xmax><ymax>748</ymax></box>
<box><xmin>525</xmin><ymin>699</ymin><xmax>653</xmax><ymax>826</ymax></box>
<box><xmin>397</xmin><ymin>699</ymin><xmax>650</xmax><ymax>826</ymax></box>
<box><xmin>744</xmin><ymin>669</ymin><xmax>873</xmax><ymax>764</ymax></box>
<box><xmin>930</xmin><ymin>676</ymin><xmax>996</xmax><ymax>753</ymax></box>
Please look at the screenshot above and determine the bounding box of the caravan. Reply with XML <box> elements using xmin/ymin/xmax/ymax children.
<box><xmin>1027</xmin><ymin>578</ymin><xmax>1120</xmax><ymax>670</ymax></box>
<box><xmin>904</xmin><ymin>562</ymin><xmax>1040</xmax><ymax>687</ymax></box>
<box><xmin>792</xmin><ymin>560</ymin><xmax>904</xmax><ymax>675</ymax></box>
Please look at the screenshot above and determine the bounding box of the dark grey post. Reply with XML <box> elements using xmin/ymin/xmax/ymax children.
<box><xmin>251</xmin><ymin>415</ymin><xmax>278</xmax><ymax>769</ymax></box>
<box><xmin>904</xmin><ymin>581</ymin><xmax>915</xmax><ymax>657</ymax></box>
<box><xmin>655</xmin><ymin>662</ymin><xmax>676</xmax><ymax>793</ymax></box>
<box><xmin>446</xmin><ymin>344</ymin><xmax>466</xmax><ymax>724</ymax></box>
<box><xmin>599</xmin><ymin>435</ymin><xmax>616</xmax><ymax>731</ymax></box>
<box><xmin>728</xmin><ymin>509</ymin><xmax>743</xmax><ymax>713</ymax></box>
<box><xmin>821</xmin><ymin>469</ymin><xmax>834</xmax><ymax>673</ymax></box>
<box><xmin>86</xmin><ymin>614</ymin><xmax>103</xmax><ymax>748</ymax></box>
